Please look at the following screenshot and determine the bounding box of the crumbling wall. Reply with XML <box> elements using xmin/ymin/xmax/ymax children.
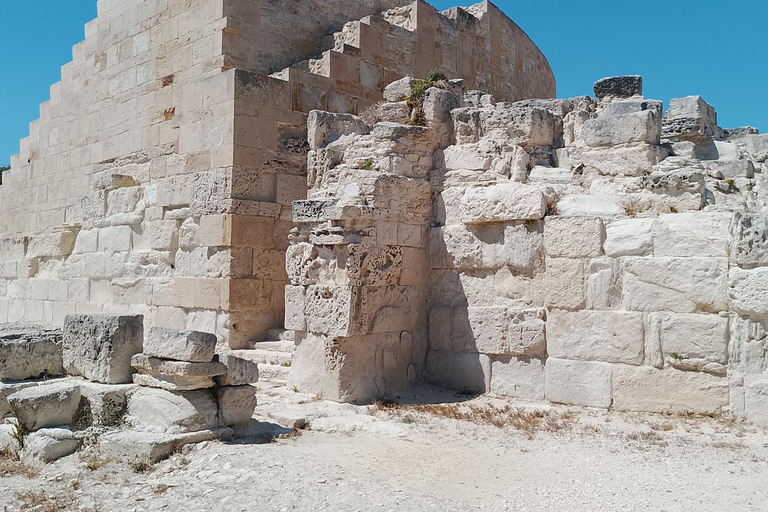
<box><xmin>292</xmin><ymin>74</ymin><xmax>768</xmax><ymax>425</ymax></box>
<box><xmin>0</xmin><ymin>0</ymin><xmax>555</xmax><ymax>349</ymax></box>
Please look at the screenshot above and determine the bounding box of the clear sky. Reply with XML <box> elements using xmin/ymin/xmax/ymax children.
<box><xmin>1</xmin><ymin>0</ymin><xmax>767</xmax><ymax>165</ymax></box>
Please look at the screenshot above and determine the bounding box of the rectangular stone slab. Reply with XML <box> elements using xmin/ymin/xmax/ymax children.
<box><xmin>63</xmin><ymin>315</ymin><xmax>144</xmax><ymax>384</ymax></box>
<box><xmin>143</xmin><ymin>327</ymin><xmax>217</xmax><ymax>363</ymax></box>
<box><xmin>131</xmin><ymin>354</ymin><xmax>227</xmax><ymax>377</ymax></box>
<box><xmin>0</xmin><ymin>325</ymin><xmax>65</xmax><ymax>381</ymax></box>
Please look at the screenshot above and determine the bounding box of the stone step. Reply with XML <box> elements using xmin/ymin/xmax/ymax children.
<box><xmin>263</xmin><ymin>329</ymin><xmax>296</xmax><ymax>343</ymax></box>
<box><xmin>249</xmin><ymin>340</ymin><xmax>295</xmax><ymax>354</ymax></box>
<box><xmin>257</xmin><ymin>364</ymin><xmax>290</xmax><ymax>385</ymax></box>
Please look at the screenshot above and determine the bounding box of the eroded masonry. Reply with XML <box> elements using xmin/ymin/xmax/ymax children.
<box><xmin>1</xmin><ymin>0</ymin><xmax>767</xmax><ymax>464</ymax></box>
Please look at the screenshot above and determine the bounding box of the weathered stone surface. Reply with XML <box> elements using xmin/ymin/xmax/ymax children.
<box><xmin>548</xmin><ymin>311</ymin><xmax>644</xmax><ymax>365</ymax></box>
<box><xmin>8</xmin><ymin>381</ymin><xmax>81</xmax><ymax>431</ymax></box>
<box><xmin>426</xmin><ymin>350</ymin><xmax>490</xmax><ymax>394</ymax></box>
<box><xmin>663</xmin><ymin>95</ymin><xmax>721</xmax><ymax>143</ymax></box>
<box><xmin>131</xmin><ymin>354</ymin><xmax>227</xmax><ymax>391</ymax></box>
<box><xmin>600</xmin><ymin>98</ymin><xmax>663</xmax><ymax>117</ymax></box>
<box><xmin>0</xmin><ymin>325</ymin><xmax>64</xmax><ymax>381</ymax></box>
<box><xmin>452</xmin><ymin>104</ymin><xmax>556</xmax><ymax>146</ymax></box>
<box><xmin>651</xmin><ymin>313</ymin><xmax>728</xmax><ymax>375</ymax></box>
<box><xmin>612</xmin><ymin>365</ymin><xmax>729</xmax><ymax>414</ymax></box>
<box><xmin>429</xmin><ymin>223</ymin><xmax>542</xmax><ymax>271</ymax></box>
<box><xmin>214</xmin><ymin>351</ymin><xmax>261</xmax><ymax>386</ymax></box>
<box><xmin>622</xmin><ymin>257</ymin><xmax>728</xmax><ymax>313</ymax></box>
<box><xmin>21</xmin><ymin>428</ymin><xmax>79</xmax><ymax>464</ymax></box>
<box><xmin>63</xmin><ymin>315</ymin><xmax>144</xmax><ymax>384</ymax></box>
<box><xmin>77</xmin><ymin>381</ymin><xmax>135</xmax><ymax>427</ymax></box>
<box><xmin>583</xmin><ymin>110</ymin><xmax>660</xmax><ymax>147</ymax></box>
<box><xmin>593</xmin><ymin>76</ymin><xmax>643</xmax><ymax>99</ymax></box>
<box><xmin>445</xmin><ymin>184</ymin><xmax>546</xmax><ymax>224</ymax></box>
<box><xmin>307</xmin><ymin>110</ymin><xmax>368</xmax><ymax>150</ymax></box>
<box><xmin>1</xmin><ymin>380</ymin><xmax>54</xmax><ymax>417</ymax></box>
<box><xmin>729</xmin><ymin>315</ymin><xmax>768</xmax><ymax>375</ymax></box>
<box><xmin>383</xmin><ymin>76</ymin><xmax>417</xmax><ymax>102</ymax></box>
<box><xmin>730</xmin><ymin>213</ymin><xmax>768</xmax><ymax>266</ymax></box>
<box><xmin>143</xmin><ymin>327</ymin><xmax>217</xmax><ymax>363</ymax></box>
<box><xmin>545</xmin><ymin>358</ymin><xmax>612</xmax><ymax>408</ymax></box>
<box><xmin>728</xmin><ymin>267</ymin><xmax>768</xmax><ymax>317</ymax></box>
<box><xmin>544</xmin><ymin>217</ymin><xmax>604</xmax><ymax>258</ymax></box>
<box><xmin>604</xmin><ymin>218</ymin><xmax>654</xmax><ymax>257</ymax></box>
<box><xmin>126</xmin><ymin>387</ymin><xmax>219</xmax><ymax>434</ymax></box>
<box><xmin>556</xmin><ymin>195</ymin><xmax>624</xmax><ymax>217</ymax></box>
<box><xmin>651</xmin><ymin>212</ymin><xmax>731</xmax><ymax>258</ymax></box>
<box><xmin>99</xmin><ymin>428</ymin><xmax>232</xmax><ymax>463</ymax></box>
<box><xmin>744</xmin><ymin>375</ymin><xmax>768</xmax><ymax>426</ymax></box>
<box><xmin>215</xmin><ymin>385</ymin><xmax>257</xmax><ymax>427</ymax></box>
<box><xmin>489</xmin><ymin>356</ymin><xmax>545</xmax><ymax>400</ymax></box>
<box><xmin>558</xmin><ymin>143</ymin><xmax>662</xmax><ymax>177</ymax></box>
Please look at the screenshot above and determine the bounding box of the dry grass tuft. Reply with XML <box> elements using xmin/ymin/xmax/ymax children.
<box><xmin>0</xmin><ymin>447</ymin><xmax>38</xmax><ymax>478</ymax></box>
<box><xmin>372</xmin><ymin>401</ymin><xmax>575</xmax><ymax>434</ymax></box>
<box><xmin>711</xmin><ymin>441</ymin><xmax>747</xmax><ymax>450</ymax></box>
<box><xmin>128</xmin><ymin>457</ymin><xmax>154</xmax><ymax>474</ymax></box>
<box><xmin>14</xmin><ymin>489</ymin><xmax>76</xmax><ymax>512</ymax></box>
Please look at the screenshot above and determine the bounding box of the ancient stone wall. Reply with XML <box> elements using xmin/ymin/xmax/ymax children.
<box><xmin>289</xmin><ymin>75</ymin><xmax>768</xmax><ymax>425</ymax></box>
<box><xmin>0</xmin><ymin>0</ymin><xmax>555</xmax><ymax>350</ymax></box>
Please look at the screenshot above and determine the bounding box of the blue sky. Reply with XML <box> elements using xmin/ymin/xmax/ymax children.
<box><xmin>1</xmin><ymin>0</ymin><xmax>767</xmax><ymax>165</ymax></box>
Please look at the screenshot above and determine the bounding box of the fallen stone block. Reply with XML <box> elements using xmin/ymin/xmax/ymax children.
<box><xmin>545</xmin><ymin>358</ymin><xmax>612</xmax><ymax>408</ymax></box>
<box><xmin>126</xmin><ymin>386</ymin><xmax>220</xmax><ymax>434</ymax></box>
<box><xmin>383</xmin><ymin>76</ymin><xmax>417</xmax><ymax>102</ymax></box>
<box><xmin>1</xmin><ymin>379</ymin><xmax>59</xmax><ymax>417</ymax></box>
<box><xmin>131</xmin><ymin>354</ymin><xmax>227</xmax><ymax>391</ymax></box>
<box><xmin>701</xmin><ymin>160</ymin><xmax>755</xmax><ymax>179</ymax></box>
<box><xmin>213</xmin><ymin>351</ymin><xmax>260</xmax><ymax>386</ymax></box>
<box><xmin>583</xmin><ymin>110</ymin><xmax>660</xmax><ymax>147</ymax></box>
<box><xmin>267</xmin><ymin>407</ymin><xmax>308</xmax><ymax>430</ymax></box>
<box><xmin>63</xmin><ymin>314</ymin><xmax>144</xmax><ymax>384</ymax></box>
<box><xmin>143</xmin><ymin>327</ymin><xmax>217</xmax><ymax>363</ymax></box>
<box><xmin>0</xmin><ymin>324</ymin><xmax>64</xmax><ymax>381</ymax></box>
<box><xmin>77</xmin><ymin>381</ymin><xmax>135</xmax><ymax>427</ymax></box>
<box><xmin>378</xmin><ymin>102</ymin><xmax>411</xmax><ymax>124</ymax></box>
<box><xmin>98</xmin><ymin>428</ymin><xmax>233</xmax><ymax>463</ymax></box>
<box><xmin>662</xmin><ymin>95</ymin><xmax>721</xmax><ymax>143</ymax></box>
<box><xmin>612</xmin><ymin>365</ymin><xmax>729</xmax><ymax>414</ymax></box>
<box><xmin>215</xmin><ymin>385</ymin><xmax>257</xmax><ymax>427</ymax></box>
<box><xmin>21</xmin><ymin>428</ymin><xmax>80</xmax><ymax>465</ymax></box>
<box><xmin>8</xmin><ymin>381</ymin><xmax>81</xmax><ymax>431</ymax></box>
<box><xmin>593</xmin><ymin>75</ymin><xmax>642</xmax><ymax>99</ymax></box>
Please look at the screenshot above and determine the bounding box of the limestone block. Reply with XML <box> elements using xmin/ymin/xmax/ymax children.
<box><xmin>604</xmin><ymin>218</ymin><xmax>654</xmax><ymax>257</ymax></box>
<box><xmin>729</xmin><ymin>315</ymin><xmax>768</xmax><ymax>375</ymax></box>
<box><xmin>443</xmin><ymin>145</ymin><xmax>493</xmax><ymax>171</ymax></box>
<box><xmin>126</xmin><ymin>387</ymin><xmax>220</xmax><ymax>434</ymax></box>
<box><xmin>98</xmin><ymin>225</ymin><xmax>133</xmax><ymax>253</ymax></box>
<box><xmin>307</xmin><ymin>110</ymin><xmax>368</xmax><ymax>150</ymax></box>
<box><xmin>703</xmin><ymin>160</ymin><xmax>756</xmax><ymax>180</ymax></box>
<box><xmin>77</xmin><ymin>381</ymin><xmax>134</xmax><ymax>427</ymax></box>
<box><xmin>559</xmin><ymin>143</ymin><xmax>662</xmax><ymax>177</ymax></box>
<box><xmin>63</xmin><ymin>315</ymin><xmax>144</xmax><ymax>384</ymax></box>
<box><xmin>649</xmin><ymin>313</ymin><xmax>729</xmax><ymax>375</ymax></box>
<box><xmin>622</xmin><ymin>257</ymin><xmax>728</xmax><ymax>313</ymax></box>
<box><xmin>445</xmin><ymin>184</ymin><xmax>546</xmax><ymax>224</ymax></box>
<box><xmin>144</xmin><ymin>220</ymin><xmax>178</xmax><ymax>250</ymax></box>
<box><xmin>430</xmin><ymin>223</ymin><xmax>541</xmax><ymax>271</ymax></box>
<box><xmin>547</xmin><ymin>311</ymin><xmax>644</xmax><ymax>365</ymax></box>
<box><xmin>730</xmin><ymin>213</ymin><xmax>768</xmax><ymax>266</ymax></box>
<box><xmin>728</xmin><ymin>267</ymin><xmax>768</xmax><ymax>317</ymax></box>
<box><xmin>215</xmin><ymin>385</ymin><xmax>257</xmax><ymax>427</ymax></box>
<box><xmin>379</xmin><ymin>102</ymin><xmax>410</xmax><ymax>124</ymax></box>
<box><xmin>143</xmin><ymin>327</ymin><xmax>217</xmax><ymax>363</ymax></box>
<box><xmin>98</xmin><ymin>429</ymin><xmax>232</xmax><ymax>463</ymax></box>
<box><xmin>284</xmin><ymin>285</ymin><xmax>307</xmax><ymax>331</ymax></box>
<box><xmin>383</xmin><ymin>76</ymin><xmax>416</xmax><ymax>102</ymax></box>
<box><xmin>0</xmin><ymin>236</ymin><xmax>26</xmax><ymax>260</ymax></box>
<box><xmin>214</xmin><ymin>350</ymin><xmax>260</xmax><ymax>386</ymax></box>
<box><xmin>539</xmin><ymin>258</ymin><xmax>585</xmax><ymax>310</ymax></box>
<box><xmin>545</xmin><ymin>358</ymin><xmax>612</xmax><ymax>408</ymax></box>
<box><xmin>744</xmin><ymin>375</ymin><xmax>768</xmax><ymax>426</ymax></box>
<box><xmin>21</xmin><ymin>428</ymin><xmax>80</xmax><ymax>464</ymax></box>
<box><xmin>131</xmin><ymin>354</ymin><xmax>227</xmax><ymax>391</ymax></box>
<box><xmin>26</xmin><ymin>230</ymin><xmax>78</xmax><ymax>259</ymax></box>
<box><xmin>8</xmin><ymin>381</ymin><xmax>81</xmax><ymax>431</ymax></box>
<box><xmin>583</xmin><ymin>110</ymin><xmax>660</xmax><ymax>147</ymax></box>
<box><xmin>663</xmin><ymin>95</ymin><xmax>721</xmax><ymax>142</ymax></box>
<box><xmin>489</xmin><ymin>356</ymin><xmax>545</xmax><ymax>400</ymax></box>
<box><xmin>556</xmin><ymin>195</ymin><xmax>624</xmax><ymax>217</ymax></box>
<box><xmin>612</xmin><ymin>365</ymin><xmax>729</xmax><ymax>414</ymax></box>
<box><xmin>0</xmin><ymin>380</ymin><xmax>52</xmax><ymax>417</ymax></box>
<box><xmin>468</xmin><ymin>307</ymin><xmax>546</xmax><ymax>356</ymax></box>
<box><xmin>304</xmin><ymin>286</ymin><xmax>358</xmax><ymax>337</ymax></box>
<box><xmin>600</xmin><ymin>98</ymin><xmax>663</xmax><ymax>117</ymax></box>
<box><xmin>544</xmin><ymin>217</ymin><xmax>604</xmax><ymax>258</ymax></box>
<box><xmin>585</xmin><ymin>258</ymin><xmax>622</xmax><ymax>310</ymax></box>
<box><xmin>0</xmin><ymin>325</ymin><xmax>64</xmax><ymax>380</ymax></box>
<box><xmin>426</xmin><ymin>350</ymin><xmax>490</xmax><ymax>394</ymax></box>
<box><xmin>651</xmin><ymin>212</ymin><xmax>731</xmax><ymax>257</ymax></box>
<box><xmin>593</xmin><ymin>76</ymin><xmax>642</xmax><ymax>98</ymax></box>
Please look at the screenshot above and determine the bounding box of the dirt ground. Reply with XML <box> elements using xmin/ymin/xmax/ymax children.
<box><xmin>2</xmin><ymin>383</ymin><xmax>767</xmax><ymax>512</ymax></box>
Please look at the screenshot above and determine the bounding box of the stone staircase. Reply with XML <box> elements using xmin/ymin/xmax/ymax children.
<box><xmin>246</xmin><ymin>329</ymin><xmax>296</xmax><ymax>386</ymax></box>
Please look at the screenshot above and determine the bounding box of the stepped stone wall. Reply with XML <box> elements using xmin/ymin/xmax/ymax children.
<box><xmin>0</xmin><ymin>0</ymin><xmax>555</xmax><ymax>348</ymax></box>
<box><xmin>288</xmin><ymin>76</ymin><xmax>768</xmax><ymax>424</ymax></box>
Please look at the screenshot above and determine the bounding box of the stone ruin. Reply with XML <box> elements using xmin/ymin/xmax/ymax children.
<box><xmin>1</xmin><ymin>0</ymin><xmax>768</xmax><ymax>464</ymax></box>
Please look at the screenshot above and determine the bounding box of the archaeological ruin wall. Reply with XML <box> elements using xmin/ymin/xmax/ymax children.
<box><xmin>0</xmin><ymin>0</ymin><xmax>555</xmax><ymax>349</ymax></box>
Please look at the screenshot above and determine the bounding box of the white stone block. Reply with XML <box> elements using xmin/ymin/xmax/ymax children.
<box><xmin>143</xmin><ymin>327</ymin><xmax>217</xmax><ymax>363</ymax></box>
<box><xmin>547</xmin><ymin>311</ymin><xmax>644</xmax><ymax>365</ymax></box>
<box><xmin>652</xmin><ymin>313</ymin><xmax>728</xmax><ymax>375</ymax></box>
<box><xmin>490</xmin><ymin>356</ymin><xmax>545</xmax><ymax>400</ymax></box>
<box><xmin>556</xmin><ymin>194</ymin><xmax>624</xmax><ymax>217</ymax></box>
<box><xmin>446</xmin><ymin>183</ymin><xmax>546</xmax><ymax>224</ymax></box>
<box><xmin>744</xmin><ymin>375</ymin><xmax>768</xmax><ymax>426</ymax></box>
<box><xmin>545</xmin><ymin>358</ymin><xmax>612</xmax><ymax>408</ymax></box>
<box><xmin>126</xmin><ymin>387</ymin><xmax>219</xmax><ymax>434</ymax></box>
<box><xmin>652</xmin><ymin>212</ymin><xmax>731</xmax><ymax>257</ymax></box>
<box><xmin>7</xmin><ymin>381</ymin><xmax>81</xmax><ymax>431</ymax></box>
<box><xmin>544</xmin><ymin>217</ymin><xmax>604</xmax><ymax>258</ymax></box>
<box><xmin>426</xmin><ymin>350</ymin><xmax>490</xmax><ymax>394</ymax></box>
<box><xmin>604</xmin><ymin>218</ymin><xmax>654</xmax><ymax>257</ymax></box>
<box><xmin>729</xmin><ymin>267</ymin><xmax>768</xmax><ymax>317</ymax></box>
<box><xmin>98</xmin><ymin>225</ymin><xmax>133</xmax><ymax>253</ymax></box>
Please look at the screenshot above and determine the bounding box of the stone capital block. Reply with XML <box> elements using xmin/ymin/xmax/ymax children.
<box><xmin>63</xmin><ymin>314</ymin><xmax>144</xmax><ymax>384</ymax></box>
